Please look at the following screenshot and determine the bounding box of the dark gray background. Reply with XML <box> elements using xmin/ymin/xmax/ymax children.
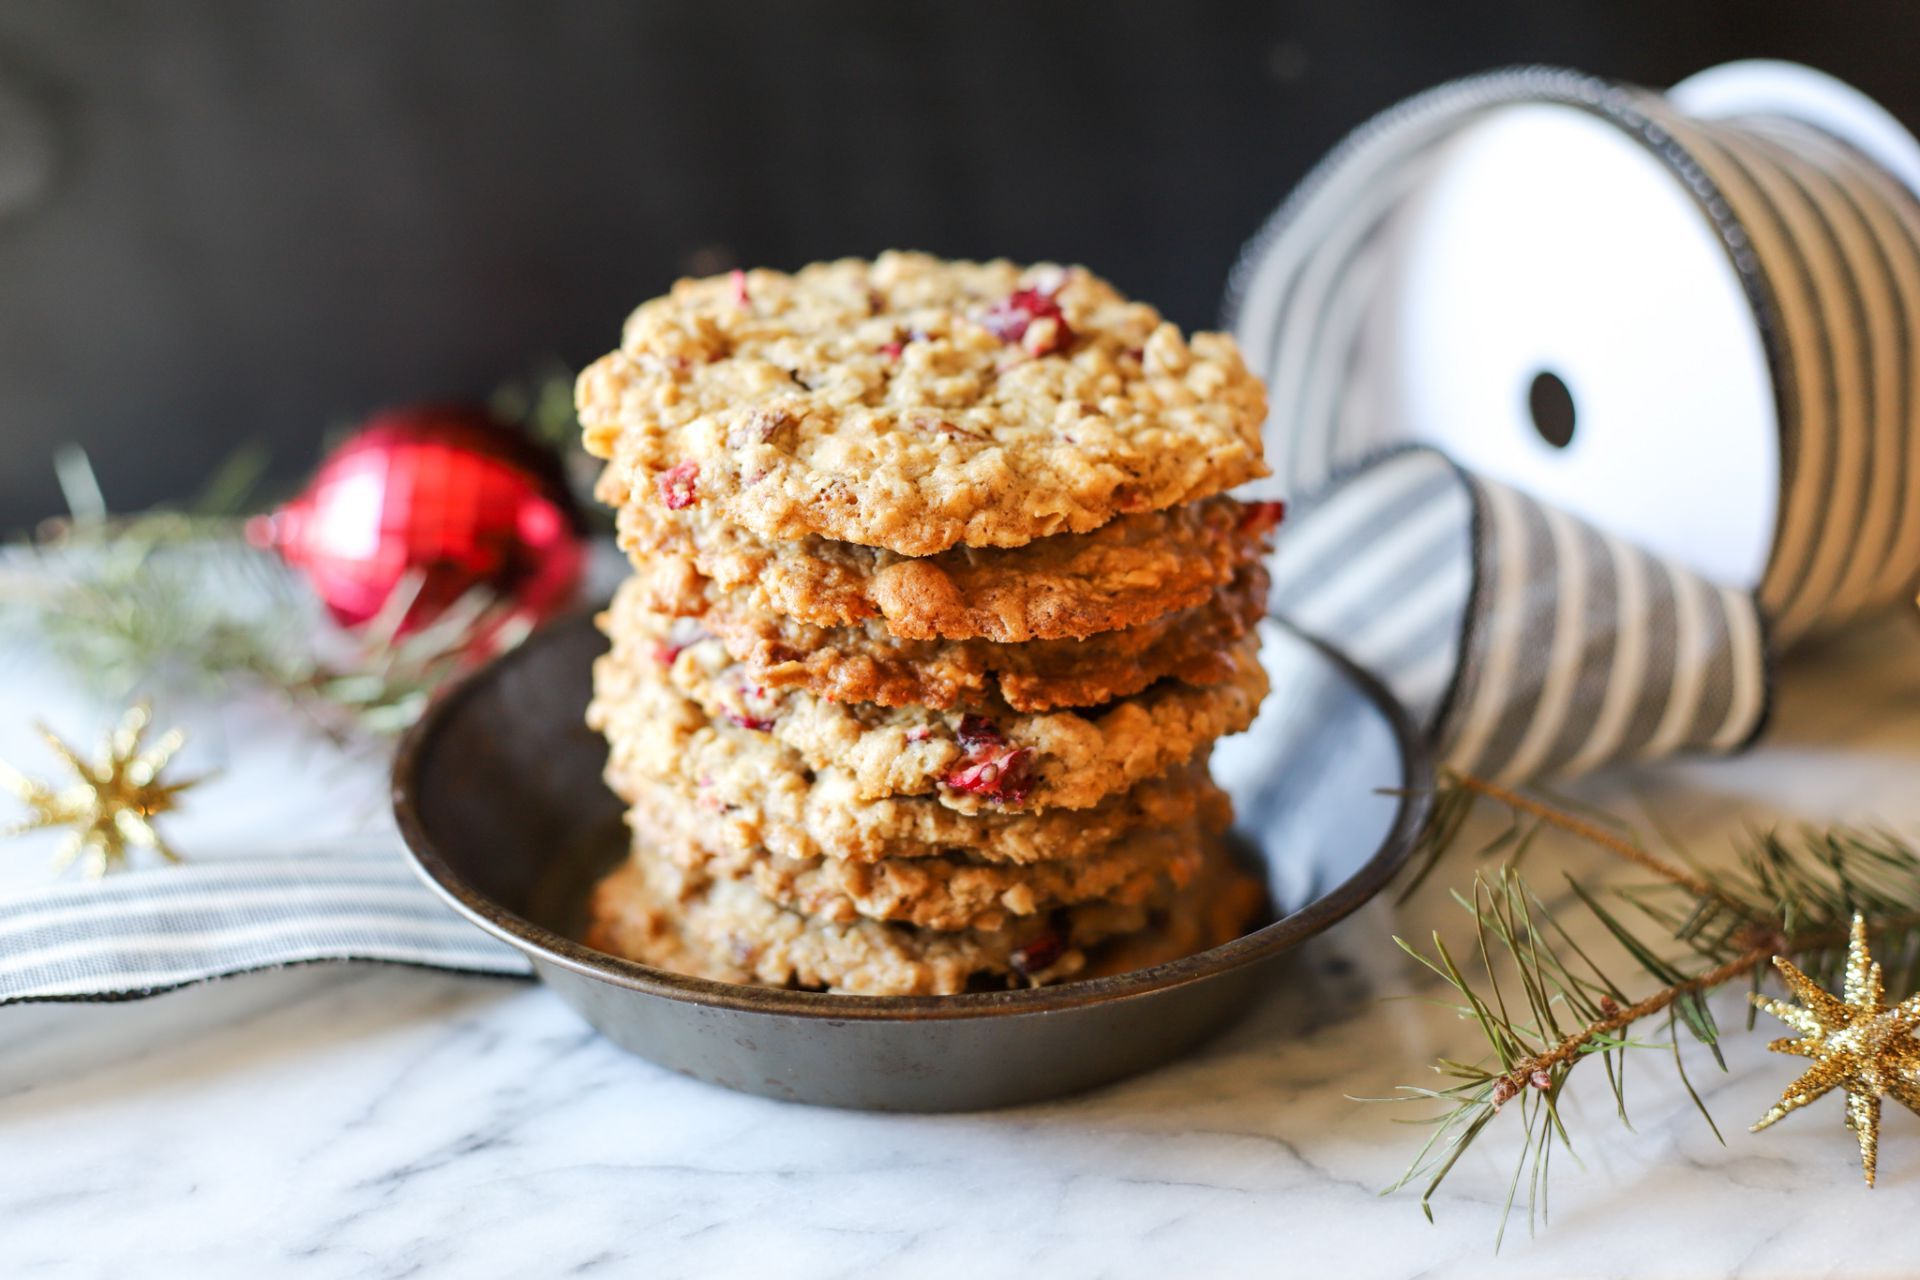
<box><xmin>1</xmin><ymin>0</ymin><xmax>1915</xmax><ymax>528</ymax></box>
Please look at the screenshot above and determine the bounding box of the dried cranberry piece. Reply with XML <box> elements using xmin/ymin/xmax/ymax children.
<box><xmin>651</xmin><ymin>642</ymin><xmax>682</xmax><ymax>668</ymax></box>
<box><xmin>1239</xmin><ymin>499</ymin><xmax>1287</xmax><ymax>541</ymax></box>
<box><xmin>982</xmin><ymin>287</ymin><xmax>1073</xmax><ymax>355</ymax></box>
<box><xmin>1010</xmin><ymin>930</ymin><xmax>1065</xmax><ymax>978</ymax></box>
<box><xmin>905</xmin><ymin>726</ymin><xmax>931</xmax><ymax>743</ymax></box>
<box><xmin>729</xmin><ymin>268</ymin><xmax>750</xmax><ymax>310</ymax></box>
<box><xmin>726</xmin><ymin>712</ymin><xmax>775</xmax><ymax>732</ymax></box>
<box><xmin>945</xmin><ymin>714</ymin><xmax>1032</xmax><ymax>802</ymax></box>
<box><xmin>955</xmin><ymin>714</ymin><xmax>1005</xmax><ymax>752</ymax></box>
<box><xmin>656</xmin><ymin>461</ymin><xmax>699</xmax><ymax>509</ymax></box>
<box><xmin>943</xmin><ymin>743</ymin><xmax>1034</xmax><ymax>806</ymax></box>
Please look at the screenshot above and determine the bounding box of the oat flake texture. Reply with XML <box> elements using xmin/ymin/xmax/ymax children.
<box><xmin>576</xmin><ymin>251</ymin><xmax>1269</xmax><ymax>556</ymax></box>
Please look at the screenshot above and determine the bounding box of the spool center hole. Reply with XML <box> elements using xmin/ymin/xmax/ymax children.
<box><xmin>1527</xmin><ymin>370</ymin><xmax>1577</xmax><ymax>449</ymax></box>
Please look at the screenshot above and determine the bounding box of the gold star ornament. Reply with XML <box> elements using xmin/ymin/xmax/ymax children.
<box><xmin>1750</xmin><ymin>915</ymin><xmax>1920</xmax><ymax>1186</ymax></box>
<box><xmin>0</xmin><ymin>703</ymin><xmax>204</xmax><ymax>878</ymax></box>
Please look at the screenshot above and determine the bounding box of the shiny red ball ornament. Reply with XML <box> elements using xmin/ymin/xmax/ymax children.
<box><xmin>248</xmin><ymin>404</ymin><xmax>587</xmax><ymax>632</ymax></box>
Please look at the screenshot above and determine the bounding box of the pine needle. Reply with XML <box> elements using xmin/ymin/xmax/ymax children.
<box><xmin>1</xmin><ymin>474</ymin><xmax>523</xmax><ymax>741</ymax></box>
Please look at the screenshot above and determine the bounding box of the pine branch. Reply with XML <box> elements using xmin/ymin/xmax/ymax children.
<box><xmin>1</xmin><ymin>475</ymin><xmax>516</xmax><ymax>741</ymax></box>
<box><xmin>1380</xmin><ymin>771</ymin><xmax>1920</xmax><ymax>1243</ymax></box>
<box><xmin>1452</xmin><ymin>774</ymin><xmax>1728</xmax><ymax>905</ymax></box>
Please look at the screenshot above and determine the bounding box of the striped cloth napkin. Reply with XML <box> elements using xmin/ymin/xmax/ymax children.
<box><xmin>0</xmin><ymin>846</ymin><xmax>527</xmax><ymax>1005</ymax></box>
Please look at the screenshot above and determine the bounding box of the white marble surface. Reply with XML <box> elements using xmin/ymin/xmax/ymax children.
<box><xmin>2</xmin><ymin>615</ymin><xmax>1918</xmax><ymax>1279</ymax></box>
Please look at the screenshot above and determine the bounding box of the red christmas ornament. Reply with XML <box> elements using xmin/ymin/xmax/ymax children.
<box><xmin>248</xmin><ymin>404</ymin><xmax>586</xmax><ymax>632</ymax></box>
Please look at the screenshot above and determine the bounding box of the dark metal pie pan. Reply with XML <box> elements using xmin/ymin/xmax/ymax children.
<box><xmin>392</xmin><ymin>611</ymin><xmax>1428</xmax><ymax>1112</ymax></box>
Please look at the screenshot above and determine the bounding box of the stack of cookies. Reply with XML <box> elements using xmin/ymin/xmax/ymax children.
<box><xmin>577</xmin><ymin>252</ymin><xmax>1279</xmax><ymax>996</ymax></box>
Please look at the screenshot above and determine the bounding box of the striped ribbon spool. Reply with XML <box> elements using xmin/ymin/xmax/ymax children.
<box><xmin>1226</xmin><ymin>62</ymin><xmax>1920</xmax><ymax>783</ymax></box>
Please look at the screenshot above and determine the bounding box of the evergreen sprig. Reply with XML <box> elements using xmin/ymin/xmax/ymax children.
<box><xmin>0</xmin><ymin>450</ymin><xmax>522</xmax><ymax>741</ymax></box>
<box><xmin>1381</xmin><ymin>772</ymin><xmax>1920</xmax><ymax>1245</ymax></box>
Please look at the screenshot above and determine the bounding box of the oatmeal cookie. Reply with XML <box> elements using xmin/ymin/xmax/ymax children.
<box><xmin>1078</xmin><ymin>844</ymin><xmax>1270</xmax><ymax>981</ymax></box>
<box><xmin>631</xmin><ymin>789</ymin><xmax>1207</xmax><ymax>932</ymax></box>
<box><xmin>576</xmin><ymin>251</ymin><xmax>1268</xmax><ymax>557</ymax></box>
<box><xmin>610</xmin><ymin>489</ymin><xmax>1275</xmax><ymax>643</ymax></box>
<box><xmin>612</xmin><ymin>559</ymin><xmax>1269</xmax><ymax>713</ymax></box>
<box><xmin>591</xmin><ymin>652</ymin><xmax>1232</xmax><ymax>865</ymax></box>
<box><xmin>584</xmin><ymin>836</ymin><xmax>1264</xmax><ymax>996</ymax></box>
<box><xmin>615</xmin><ymin>615</ymin><xmax>1269</xmax><ymax>813</ymax></box>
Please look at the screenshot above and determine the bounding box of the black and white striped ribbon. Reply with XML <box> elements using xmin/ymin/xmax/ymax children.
<box><xmin>0</xmin><ymin>848</ymin><xmax>529</xmax><ymax>1005</ymax></box>
<box><xmin>1229</xmin><ymin>63</ymin><xmax>1920</xmax><ymax>782</ymax></box>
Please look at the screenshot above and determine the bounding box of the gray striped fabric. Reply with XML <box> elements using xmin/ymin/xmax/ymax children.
<box><xmin>1636</xmin><ymin>103</ymin><xmax>1920</xmax><ymax>639</ymax></box>
<box><xmin>1231</xmin><ymin>64</ymin><xmax>1920</xmax><ymax>781</ymax></box>
<box><xmin>1745</xmin><ymin>119</ymin><xmax>1920</xmax><ymax>616</ymax></box>
<box><xmin>1265</xmin><ymin>450</ymin><xmax>1472</xmax><ymax>730</ymax></box>
<box><xmin>1266</xmin><ymin>452</ymin><xmax>1768</xmax><ymax>781</ymax></box>
<box><xmin>1435</xmin><ymin>472</ymin><xmax>1766</xmax><ymax>780</ymax></box>
<box><xmin>0</xmin><ymin>849</ymin><xmax>530</xmax><ymax>1005</ymax></box>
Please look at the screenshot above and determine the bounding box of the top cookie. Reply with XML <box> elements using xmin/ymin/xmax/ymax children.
<box><xmin>577</xmin><ymin>251</ymin><xmax>1269</xmax><ymax>556</ymax></box>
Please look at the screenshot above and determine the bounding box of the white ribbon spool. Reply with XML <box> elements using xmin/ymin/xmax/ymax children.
<box><xmin>1224</xmin><ymin>62</ymin><xmax>1920</xmax><ymax>783</ymax></box>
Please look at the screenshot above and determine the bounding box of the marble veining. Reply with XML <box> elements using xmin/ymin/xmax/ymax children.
<box><xmin>2</xmin><ymin>617</ymin><xmax>1918</xmax><ymax>1279</ymax></box>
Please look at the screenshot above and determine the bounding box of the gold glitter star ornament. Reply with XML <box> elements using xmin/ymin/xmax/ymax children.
<box><xmin>0</xmin><ymin>703</ymin><xmax>204</xmax><ymax>878</ymax></box>
<box><xmin>1750</xmin><ymin>915</ymin><xmax>1920</xmax><ymax>1186</ymax></box>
